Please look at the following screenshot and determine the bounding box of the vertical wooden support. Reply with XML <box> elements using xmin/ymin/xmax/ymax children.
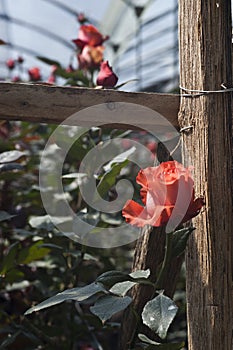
<box><xmin>179</xmin><ymin>1</ymin><xmax>233</xmax><ymax>349</ymax></box>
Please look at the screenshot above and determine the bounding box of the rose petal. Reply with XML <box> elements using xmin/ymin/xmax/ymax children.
<box><xmin>122</xmin><ymin>161</ymin><xmax>204</xmax><ymax>229</ymax></box>
<box><xmin>122</xmin><ymin>200</ymin><xmax>146</xmax><ymax>227</ymax></box>
<box><xmin>122</xmin><ymin>199</ymin><xmax>166</xmax><ymax>228</ymax></box>
<box><xmin>182</xmin><ymin>196</ymin><xmax>204</xmax><ymax>223</ymax></box>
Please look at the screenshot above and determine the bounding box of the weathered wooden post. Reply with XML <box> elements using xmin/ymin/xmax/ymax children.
<box><xmin>179</xmin><ymin>0</ymin><xmax>233</xmax><ymax>349</ymax></box>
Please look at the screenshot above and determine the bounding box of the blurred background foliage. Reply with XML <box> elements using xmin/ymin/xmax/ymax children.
<box><xmin>0</xmin><ymin>121</ymin><xmax>166</xmax><ymax>350</ymax></box>
<box><xmin>0</xmin><ymin>121</ymin><xmax>187</xmax><ymax>350</ymax></box>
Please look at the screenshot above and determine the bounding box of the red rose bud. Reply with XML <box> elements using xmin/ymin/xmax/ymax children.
<box><xmin>72</xmin><ymin>24</ymin><xmax>108</xmax><ymax>49</ymax></box>
<box><xmin>122</xmin><ymin>160</ymin><xmax>204</xmax><ymax>228</ymax></box>
<box><xmin>6</xmin><ymin>58</ymin><xmax>15</xmax><ymax>70</ymax></box>
<box><xmin>77</xmin><ymin>12</ymin><xmax>87</xmax><ymax>24</ymax></box>
<box><xmin>17</xmin><ymin>56</ymin><xmax>24</xmax><ymax>64</ymax></box>
<box><xmin>12</xmin><ymin>76</ymin><xmax>20</xmax><ymax>82</ymax></box>
<box><xmin>28</xmin><ymin>67</ymin><xmax>41</xmax><ymax>81</ymax></box>
<box><xmin>96</xmin><ymin>61</ymin><xmax>118</xmax><ymax>88</ymax></box>
<box><xmin>146</xmin><ymin>141</ymin><xmax>157</xmax><ymax>153</ymax></box>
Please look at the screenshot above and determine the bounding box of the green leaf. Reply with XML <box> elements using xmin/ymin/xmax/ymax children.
<box><xmin>0</xmin><ymin>163</ymin><xmax>24</xmax><ymax>172</ymax></box>
<box><xmin>90</xmin><ymin>295</ymin><xmax>132</xmax><ymax>323</ymax></box>
<box><xmin>83</xmin><ymin>253</ymin><xmax>98</xmax><ymax>261</ymax></box>
<box><xmin>0</xmin><ymin>211</ymin><xmax>16</xmax><ymax>222</ymax></box>
<box><xmin>95</xmin><ymin>270</ymin><xmax>134</xmax><ymax>289</ymax></box>
<box><xmin>56</xmin><ymin>67</ymin><xmax>89</xmax><ymax>83</ymax></box>
<box><xmin>0</xmin><ymin>330</ymin><xmax>22</xmax><ymax>349</ymax></box>
<box><xmin>142</xmin><ymin>292</ymin><xmax>178</xmax><ymax>339</ymax></box>
<box><xmin>0</xmin><ymin>242</ymin><xmax>19</xmax><ymax>275</ymax></box>
<box><xmin>138</xmin><ymin>334</ymin><xmax>161</xmax><ymax>345</ymax></box>
<box><xmin>37</xmin><ymin>56</ymin><xmax>62</xmax><ymax>68</ymax></box>
<box><xmin>37</xmin><ymin>56</ymin><xmax>90</xmax><ymax>85</ymax></box>
<box><xmin>110</xmin><ymin>269</ymin><xmax>150</xmax><ymax>296</ymax></box>
<box><xmin>97</xmin><ymin>160</ymin><xmax>129</xmax><ymax>198</ymax></box>
<box><xmin>138</xmin><ymin>333</ymin><xmax>185</xmax><ymax>349</ymax></box>
<box><xmin>37</xmin><ymin>57</ymin><xmax>90</xmax><ymax>84</ymax></box>
<box><xmin>73</xmin><ymin>211</ymin><xmax>100</xmax><ymax>237</ymax></box>
<box><xmin>170</xmin><ymin>227</ymin><xmax>195</xmax><ymax>258</ymax></box>
<box><xmin>62</xmin><ymin>172</ymin><xmax>87</xmax><ymax>183</ymax></box>
<box><xmin>4</xmin><ymin>268</ymin><xmax>24</xmax><ymax>283</ymax></box>
<box><xmin>110</xmin><ymin>281</ymin><xmax>135</xmax><ymax>297</ymax></box>
<box><xmin>144</xmin><ymin>343</ymin><xmax>185</xmax><ymax>350</ymax></box>
<box><xmin>114</xmin><ymin>79</ymin><xmax>139</xmax><ymax>89</ymax></box>
<box><xmin>29</xmin><ymin>214</ymin><xmax>72</xmax><ymax>230</ymax></box>
<box><xmin>0</xmin><ymin>150</ymin><xmax>26</xmax><ymax>163</ymax></box>
<box><xmin>25</xmin><ymin>282</ymin><xmax>106</xmax><ymax>315</ymax></box>
<box><xmin>131</xmin><ymin>269</ymin><xmax>151</xmax><ymax>279</ymax></box>
<box><xmin>39</xmin><ymin>243</ymin><xmax>63</xmax><ymax>250</ymax></box>
<box><xmin>17</xmin><ymin>240</ymin><xmax>50</xmax><ymax>264</ymax></box>
<box><xmin>100</xmin><ymin>213</ymin><xmax>123</xmax><ymax>225</ymax></box>
<box><xmin>109</xmin><ymin>280</ymin><xmax>134</xmax><ymax>296</ymax></box>
<box><xmin>5</xmin><ymin>280</ymin><xmax>30</xmax><ymax>292</ymax></box>
<box><xmin>103</xmin><ymin>147</ymin><xmax>136</xmax><ymax>172</ymax></box>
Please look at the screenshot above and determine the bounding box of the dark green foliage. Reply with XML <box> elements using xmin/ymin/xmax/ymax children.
<box><xmin>0</xmin><ymin>120</ymin><xmax>186</xmax><ymax>349</ymax></box>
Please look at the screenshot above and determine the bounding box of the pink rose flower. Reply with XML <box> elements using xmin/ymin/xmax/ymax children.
<box><xmin>78</xmin><ymin>45</ymin><xmax>104</xmax><ymax>70</ymax></box>
<box><xmin>73</xmin><ymin>24</ymin><xmax>108</xmax><ymax>49</ymax></box>
<box><xmin>96</xmin><ymin>61</ymin><xmax>118</xmax><ymax>88</ymax></box>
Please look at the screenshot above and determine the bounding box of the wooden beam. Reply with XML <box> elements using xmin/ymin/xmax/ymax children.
<box><xmin>179</xmin><ymin>0</ymin><xmax>232</xmax><ymax>349</ymax></box>
<box><xmin>0</xmin><ymin>82</ymin><xmax>179</xmax><ymax>129</ymax></box>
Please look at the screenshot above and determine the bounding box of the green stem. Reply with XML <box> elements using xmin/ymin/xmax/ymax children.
<box><xmin>154</xmin><ymin>231</ymin><xmax>173</xmax><ymax>292</ymax></box>
<box><xmin>127</xmin><ymin>305</ymin><xmax>140</xmax><ymax>348</ymax></box>
<box><xmin>129</xmin><ymin>230</ymin><xmax>174</xmax><ymax>349</ymax></box>
<box><xmin>22</xmin><ymin>316</ymin><xmax>61</xmax><ymax>348</ymax></box>
<box><xmin>73</xmin><ymin>244</ymin><xmax>86</xmax><ymax>285</ymax></box>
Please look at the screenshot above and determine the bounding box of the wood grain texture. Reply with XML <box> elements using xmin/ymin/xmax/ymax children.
<box><xmin>179</xmin><ymin>1</ymin><xmax>233</xmax><ymax>349</ymax></box>
<box><xmin>0</xmin><ymin>82</ymin><xmax>179</xmax><ymax>130</ymax></box>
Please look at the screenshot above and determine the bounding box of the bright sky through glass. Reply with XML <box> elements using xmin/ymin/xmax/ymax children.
<box><xmin>0</xmin><ymin>0</ymin><xmax>179</xmax><ymax>91</ymax></box>
<box><xmin>0</xmin><ymin>0</ymin><xmax>111</xmax><ymax>78</ymax></box>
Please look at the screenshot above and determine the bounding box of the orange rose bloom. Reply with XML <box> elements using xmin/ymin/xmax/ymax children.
<box><xmin>122</xmin><ymin>161</ymin><xmax>204</xmax><ymax>228</ymax></box>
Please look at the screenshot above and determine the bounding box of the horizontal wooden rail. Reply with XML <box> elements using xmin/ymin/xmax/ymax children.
<box><xmin>0</xmin><ymin>82</ymin><xmax>179</xmax><ymax>130</ymax></box>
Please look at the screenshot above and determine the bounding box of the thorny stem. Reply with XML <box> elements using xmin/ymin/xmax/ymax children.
<box><xmin>75</xmin><ymin>302</ymin><xmax>104</xmax><ymax>350</ymax></box>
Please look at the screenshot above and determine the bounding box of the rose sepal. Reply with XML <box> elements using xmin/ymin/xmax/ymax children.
<box><xmin>169</xmin><ymin>226</ymin><xmax>195</xmax><ymax>259</ymax></box>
